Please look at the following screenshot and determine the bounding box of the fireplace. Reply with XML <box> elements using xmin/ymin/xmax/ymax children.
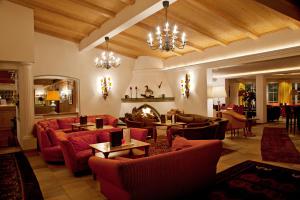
<box><xmin>125</xmin><ymin>104</ymin><xmax>161</xmax><ymax>122</ymax></box>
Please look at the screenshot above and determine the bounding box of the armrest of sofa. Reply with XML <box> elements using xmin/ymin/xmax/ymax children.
<box><xmin>130</xmin><ymin>128</ymin><xmax>148</xmax><ymax>142</ymax></box>
<box><xmin>167</xmin><ymin>127</ymin><xmax>184</xmax><ymax>146</ymax></box>
<box><xmin>105</xmin><ymin>115</ymin><xmax>118</xmax><ymax>127</ymax></box>
<box><xmin>37</xmin><ymin>129</ymin><xmax>52</xmax><ymax>149</ymax></box>
<box><xmin>58</xmin><ymin>137</ymin><xmax>77</xmax><ymax>173</ymax></box>
<box><xmin>88</xmin><ymin>156</ymin><xmax>123</xmax><ymax>187</ymax></box>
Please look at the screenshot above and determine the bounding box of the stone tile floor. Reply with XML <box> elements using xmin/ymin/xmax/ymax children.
<box><xmin>1</xmin><ymin>122</ymin><xmax>300</xmax><ymax>200</ymax></box>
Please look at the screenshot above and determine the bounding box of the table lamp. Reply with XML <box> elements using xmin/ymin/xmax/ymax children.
<box><xmin>46</xmin><ymin>90</ymin><xmax>60</xmax><ymax>114</ymax></box>
<box><xmin>208</xmin><ymin>86</ymin><xmax>227</xmax><ymax>116</ymax></box>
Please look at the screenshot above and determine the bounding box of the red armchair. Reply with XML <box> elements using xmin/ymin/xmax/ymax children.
<box><xmin>58</xmin><ymin>128</ymin><xmax>148</xmax><ymax>175</ymax></box>
<box><xmin>89</xmin><ymin>139</ymin><xmax>222</xmax><ymax>200</ymax></box>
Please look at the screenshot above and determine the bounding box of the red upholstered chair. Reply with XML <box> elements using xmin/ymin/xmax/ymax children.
<box><xmin>89</xmin><ymin>139</ymin><xmax>222</xmax><ymax>200</ymax></box>
<box><xmin>58</xmin><ymin>128</ymin><xmax>148</xmax><ymax>175</ymax></box>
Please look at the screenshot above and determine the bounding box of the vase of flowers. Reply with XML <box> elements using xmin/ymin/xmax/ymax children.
<box><xmin>238</xmin><ymin>89</ymin><xmax>256</xmax><ymax>118</ymax></box>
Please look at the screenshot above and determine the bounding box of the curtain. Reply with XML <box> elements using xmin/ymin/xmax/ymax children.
<box><xmin>278</xmin><ymin>80</ymin><xmax>291</xmax><ymax>104</ymax></box>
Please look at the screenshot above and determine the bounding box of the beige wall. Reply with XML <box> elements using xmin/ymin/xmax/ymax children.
<box><xmin>0</xmin><ymin>1</ymin><xmax>34</xmax><ymax>63</ymax></box>
<box><xmin>33</xmin><ymin>33</ymin><xmax>135</xmax><ymax>117</ymax></box>
<box><xmin>165</xmin><ymin>66</ymin><xmax>208</xmax><ymax>115</ymax></box>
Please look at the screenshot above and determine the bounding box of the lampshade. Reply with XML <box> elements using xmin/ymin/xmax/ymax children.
<box><xmin>46</xmin><ymin>90</ymin><xmax>60</xmax><ymax>101</ymax></box>
<box><xmin>208</xmin><ymin>86</ymin><xmax>227</xmax><ymax>98</ymax></box>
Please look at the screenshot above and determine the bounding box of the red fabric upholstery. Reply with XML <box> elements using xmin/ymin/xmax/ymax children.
<box><xmin>171</xmin><ymin>136</ymin><xmax>193</xmax><ymax>151</ymax></box>
<box><xmin>57</xmin><ymin>118</ymin><xmax>75</xmax><ymax>129</ymax></box>
<box><xmin>69</xmin><ymin>134</ymin><xmax>98</xmax><ymax>152</ymax></box>
<box><xmin>89</xmin><ymin>140</ymin><xmax>222</xmax><ymax>200</ymax></box>
<box><xmin>34</xmin><ymin>114</ymin><xmax>118</xmax><ymax>163</ymax></box>
<box><xmin>59</xmin><ymin>128</ymin><xmax>147</xmax><ymax>174</ymax></box>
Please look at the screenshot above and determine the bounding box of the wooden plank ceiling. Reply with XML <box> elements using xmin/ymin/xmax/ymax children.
<box><xmin>9</xmin><ymin>0</ymin><xmax>300</xmax><ymax>59</ymax></box>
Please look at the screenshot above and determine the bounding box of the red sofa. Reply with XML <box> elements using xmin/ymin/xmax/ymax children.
<box><xmin>34</xmin><ymin>115</ymin><xmax>118</xmax><ymax>162</ymax></box>
<box><xmin>89</xmin><ymin>139</ymin><xmax>222</xmax><ymax>200</ymax></box>
<box><xmin>59</xmin><ymin>128</ymin><xmax>148</xmax><ymax>175</ymax></box>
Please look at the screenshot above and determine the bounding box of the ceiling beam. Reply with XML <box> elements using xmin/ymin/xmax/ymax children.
<box><xmin>79</xmin><ymin>0</ymin><xmax>177</xmax><ymax>52</ymax></box>
<box><xmin>119</xmin><ymin>0</ymin><xmax>135</xmax><ymax>5</ymax></box>
<box><xmin>68</xmin><ymin>0</ymin><xmax>115</xmax><ymax>18</ymax></box>
<box><xmin>186</xmin><ymin>0</ymin><xmax>259</xmax><ymax>40</ymax></box>
<box><xmin>8</xmin><ymin>0</ymin><xmax>100</xmax><ymax>27</ymax></box>
<box><xmin>254</xmin><ymin>0</ymin><xmax>300</xmax><ymax>29</ymax></box>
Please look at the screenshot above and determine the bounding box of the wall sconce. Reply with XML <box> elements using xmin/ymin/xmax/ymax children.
<box><xmin>180</xmin><ymin>73</ymin><xmax>190</xmax><ymax>98</ymax></box>
<box><xmin>100</xmin><ymin>77</ymin><xmax>112</xmax><ymax>100</ymax></box>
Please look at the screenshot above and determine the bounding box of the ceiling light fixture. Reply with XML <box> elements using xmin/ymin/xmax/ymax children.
<box><xmin>147</xmin><ymin>0</ymin><xmax>186</xmax><ymax>52</ymax></box>
<box><xmin>95</xmin><ymin>37</ymin><xmax>121</xmax><ymax>70</ymax></box>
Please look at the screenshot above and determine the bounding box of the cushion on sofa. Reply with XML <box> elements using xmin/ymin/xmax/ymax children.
<box><xmin>47</xmin><ymin>119</ymin><xmax>60</xmax><ymax>130</ymax></box>
<box><xmin>47</xmin><ymin>128</ymin><xmax>60</xmax><ymax>146</ymax></box>
<box><xmin>176</xmin><ymin>115</ymin><xmax>194</xmax><ymax>123</ymax></box>
<box><xmin>193</xmin><ymin>115</ymin><xmax>210</xmax><ymax>123</ymax></box>
<box><xmin>171</xmin><ymin>136</ymin><xmax>193</xmax><ymax>151</ymax></box>
<box><xmin>57</xmin><ymin>118</ymin><xmax>75</xmax><ymax>129</ymax></box>
<box><xmin>69</xmin><ymin>134</ymin><xmax>97</xmax><ymax>152</ymax></box>
<box><xmin>38</xmin><ymin>121</ymin><xmax>49</xmax><ymax>129</ymax></box>
<box><xmin>186</xmin><ymin>122</ymin><xmax>210</xmax><ymax>128</ymax></box>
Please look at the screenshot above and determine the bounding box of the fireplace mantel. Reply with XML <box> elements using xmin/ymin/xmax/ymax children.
<box><xmin>121</xmin><ymin>97</ymin><xmax>175</xmax><ymax>103</ymax></box>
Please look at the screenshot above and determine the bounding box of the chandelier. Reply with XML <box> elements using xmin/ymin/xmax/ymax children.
<box><xmin>95</xmin><ymin>37</ymin><xmax>121</xmax><ymax>69</ymax></box>
<box><xmin>147</xmin><ymin>1</ymin><xmax>186</xmax><ymax>52</ymax></box>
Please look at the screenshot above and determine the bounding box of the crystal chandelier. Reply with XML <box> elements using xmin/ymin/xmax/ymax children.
<box><xmin>95</xmin><ymin>37</ymin><xmax>121</xmax><ymax>69</ymax></box>
<box><xmin>147</xmin><ymin>1</ymin><xmax>186</xmax><ymax>52</ymax></box>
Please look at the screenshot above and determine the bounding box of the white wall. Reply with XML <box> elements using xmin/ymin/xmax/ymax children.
<box><xmin>33</xmin><ymin>33</ymin><xmax>135</xmax><ymax>117</ymax></box>
<box><xmin>0</xmin><ymin>1</ymin><xmax>34</xmax><ymax>62</ymax></box>
<box><xmin>165</xmin><ymin>66</ymin><xmax>208</xmax><ymax>115</ymax></box>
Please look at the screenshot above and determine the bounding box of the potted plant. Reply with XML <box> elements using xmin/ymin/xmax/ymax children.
<box><xmin>239</xmin><ymin>89</ymin><xmax>256</xmax><ymax>118</ymax></box>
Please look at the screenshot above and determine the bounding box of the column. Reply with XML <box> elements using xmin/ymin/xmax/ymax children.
<box><xmin>256</xmin><ymin>74</ymin><xmax>267</xmax><ymax>123</ymax></box>
<box><xmin>17</xmin><ymin>64</ymin><xmax>36</xmax><ymax>149</ymax></box>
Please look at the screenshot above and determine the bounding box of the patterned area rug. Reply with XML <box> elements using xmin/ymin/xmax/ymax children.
<box><xmin>261</xmin><ymin>127</ymin><xmax>300</xmax><ymax>163</ymax></box>
<box><xmin>0</xmin><ymin>151</ymin><xmax>44</xmax><ymax>200</ymax></box>
<box><xmin>148</xmin><ymin>135</ymin><xmax>234</xmax><ymax>156</ymax></box>
<box><xmin>203</xmin><ymin>160</ymin><xmax>300</xmax><ymax>200</ymax></box>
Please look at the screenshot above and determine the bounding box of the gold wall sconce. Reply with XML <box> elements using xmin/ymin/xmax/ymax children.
<box><xmin>100</xmin><ymin>77</ymin><xmax>112</xmax><ymax>100</ymax></box>
<box><xmin>181</xmin><ymin>73</ymin><xmax>190</xmax><ymax>98</ymax></box>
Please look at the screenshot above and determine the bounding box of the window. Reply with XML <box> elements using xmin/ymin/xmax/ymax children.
<box><xmin>267</xmin><ymin>83</ymin><xmax>278</xmax><ymax>103</ymax></box>
<box><xmin>245</xmin><ymin>82</ymin><xmax>256</xmax><ymax>92</ymax></box>
<box><xmin>291</xmin><ymin>83</ymin><xmax>300</xmax><ymax>104</ymax></box>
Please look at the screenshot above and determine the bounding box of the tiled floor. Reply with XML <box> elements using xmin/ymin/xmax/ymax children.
<box><xmin>1</xmin><ymin>122</ymin><xmax>300</xmax><ymax>200</ymax></box>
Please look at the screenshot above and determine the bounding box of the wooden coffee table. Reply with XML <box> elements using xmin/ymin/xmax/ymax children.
<box><xmin>71</xmin><ymin>122</ymin><xmax>94</xmax><ymax>131</ymax></box>
<box><xmin>90</xmin><ymin>139</ymin><xmax>150</xmax><ymax>158</ymax></box>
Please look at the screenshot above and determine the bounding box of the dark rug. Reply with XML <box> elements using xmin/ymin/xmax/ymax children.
<box><xmin>0</xmin><ymin>151</ymin><xmax>44</xmax><ymax>200</ymax></box>
<box><xmin>261</xmin><ymin>127</ymin><xmax>300</xmax><ymax>164</ymax></box>
<box><xmin>149</xmin><ymin>135</ymin><xmax>234</xmax><ymax>156</ymax></box>
<box><xmin>203</xmin><ymin>160</ymin><xmax>300</xmax><ymax>200</ymax></box>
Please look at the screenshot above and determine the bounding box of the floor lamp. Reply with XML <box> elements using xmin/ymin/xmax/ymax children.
<box><xmin>208</xmin><ymin>86</ymin><xmax>227</xmax><ymax>117</ymax></box>
<box><xmin>46</xmin><ymin>90</ymin><xmax>60</xmax><ymax>114</ymax></box>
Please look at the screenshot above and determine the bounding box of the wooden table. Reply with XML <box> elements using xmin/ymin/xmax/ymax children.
<box><xmin>90</xmin><ymin>139</ymin><xmax>150</xmax><ymax>158</ymax></box>
<box><xmin>71</xmin><ymin>122</ymin><xmax>94</xmax><ymax>131</ymax></box>
<box><xmin>152</xmin><ymin>122</ymin><xmax>187</xmax><ymax>142</ymax></box>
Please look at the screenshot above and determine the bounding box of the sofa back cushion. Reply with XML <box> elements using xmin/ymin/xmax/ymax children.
<box><xmin>38</xmin><ymin>120</ymin><xmax>50</xmax><ymax>129</ymax></box>
<box><xmin>176</xmin><ymin>115</ymin><xmax>194</xmax><ymax>123</ymax></box>
<box><xmin>193</xmin><ymin>115</ymin><xmax>210</xmax><ymax>123</ymax></box>
<box><xmin>69</xmin><ymin>134</ymin><xmax>97</xmax><ymax>152</ymax></box>
<box><xmin>171</xmin><ymin>136</ymin><xmax>193</xmax><ymax>151</ymax></box>
<box><xmin>57</xmin><ymin>118</ymin><xmax>75</xmax><ymax>129</ymax></box>
<box><xmin>186</xmin><ymin>122</ymin><xmax>210</xmax><ymax>128</ymax></box>
<box><xmin>47</xmin><ymin>119</ymin><xmax>60</xmax><ymax>130</ymax></box>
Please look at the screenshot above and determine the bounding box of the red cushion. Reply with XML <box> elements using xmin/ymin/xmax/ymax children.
<box><xmin>69</xmin><ymin>134</ymin><xmax>97</xmax><ymax>152</ymax></box>
<box><xmin>47</xmin><ymin>119</ymin><xmax>59</xmax><ymax>130</ymax></box>
<box><xmin>171</xmin><ymin>136</ymin><xmax>192</xmax><ymax>151</ymax></box>
<box><xmin>47</xmin><ymin>128</ymin><xmax>59</xmax><ymax>146</ymax></box>
<box><xmin>87</xmin><ymin>116</ymin><xmax>97</xmax><ymax>123</ymax></box>
<box><xmin>38</xmin><ymin>121</ymin><xmax>49</xmax><ymax>129</ymax></box>
<box><xmin>57</xmin><ymin>118</ymin><xmax>75</xmax><ymax>129</ymax></box>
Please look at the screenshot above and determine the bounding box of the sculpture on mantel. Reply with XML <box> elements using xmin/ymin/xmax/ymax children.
<box><xmin>141</xmin><ymin>85</ymin><xmax>154</xmax><ymax>98</ymax></box>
